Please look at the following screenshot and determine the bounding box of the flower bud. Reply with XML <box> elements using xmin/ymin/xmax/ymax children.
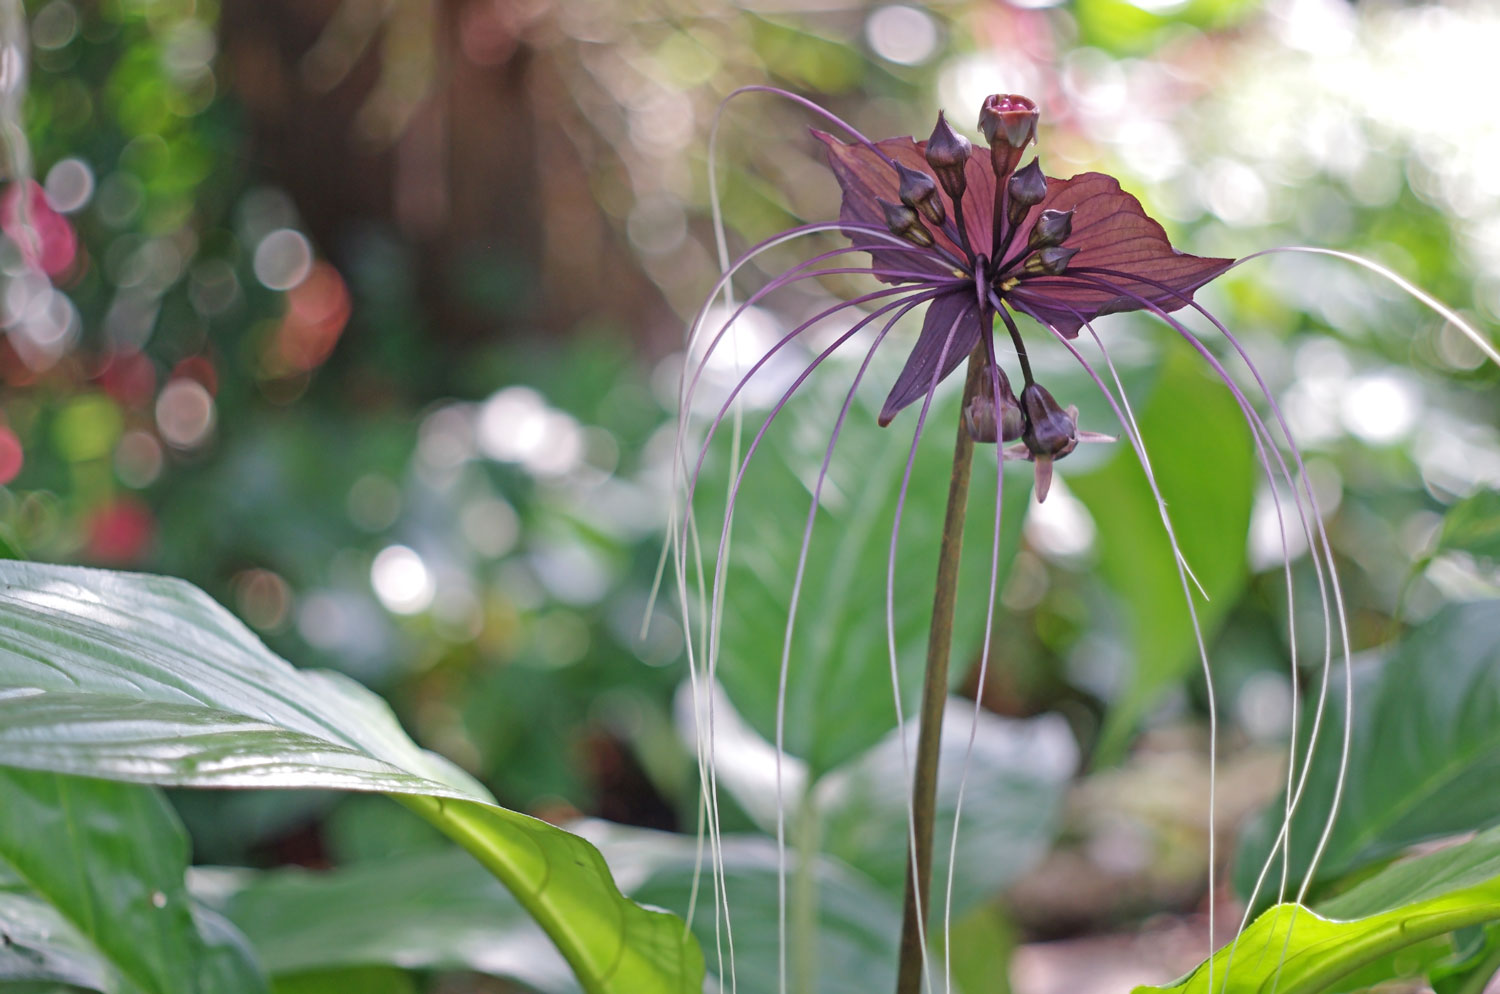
<box><xmin>879</xmin><ymin>198</ymin><xmax>934</xmax><ymax>248</ymax></box>
<box><xmin>1027</xmin><ymin>208</ymin><xmax>1074</xmax><ymax>250</ymax></box>
<box><xmin>1006</xmin><ymin>159</ymin><xmax>1047</xmax><ymax>227</ymax></box>
<box><xmin>896</xmin><ymin>163</ymin><xmax>946</xmax><ymax>227</ymax></box>
<box><xmin>1024</xmin><ymin>245</ymin><xmax>1079</xmax><ymax>276</ymax></box>
<box><xmin>1020</xmin><ymin>381</ymin><xmax>1079</xmax><ymax>502</ymax></box>
<box><xmin>965</xmin><ymin>363</ymin><xmax>1023</xmax><ymax>444</ymax></box>
<box><xmin>977</xmin><ymin>94</ymin><xmax>1038</xmax><ymax>179</ymax></box>
<box><xmin>1020</xmin><ymin>382</ymin><xmax>1079</xmax><ymax>459</ymax></box>
<box><xmin>925</xmin><ymin>111</ymin><xmax>971</xmax><ymax>202</ymax></box>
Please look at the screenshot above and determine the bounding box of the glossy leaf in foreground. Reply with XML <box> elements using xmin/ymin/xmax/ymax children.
<box><xmin>1138</xmin><ymin>831</ymin><xmax>1500</xmax><ymax>994</ymax></box>
<box><xmin>0</xmin><ymin>560</ymin><xmax>702</xmax><ymax>994</ymax></box>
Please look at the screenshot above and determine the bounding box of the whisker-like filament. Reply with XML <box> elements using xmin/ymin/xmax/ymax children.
<box><xmin>941</xmin><ymin>341</ymin><xmax>1008</xmax><ymax>994</ymax></box>
<box><xmin>1034</xmin><ymin>269</ymin><xmax>1349</xmax><ymax>992</ymax></box>
<box><xmin>1057</xmin><ymin>268</ymin><xmax>1348</xmax><ymax>899</ymax></box>
<box><xmin>771</xmin><ymin>294</ymin><xmax>934</xmax><ymax>994</ymax></box>
<box><xmin>697</xmin><ymin>288</ymin><xmax>942</xmax><ymax>993</ymax></box>
<box><xmin>886</xmin><ymin>303</ymin><xmax>976</xmax><ymax>994</ymax></box>
<box><xmin>1037</xmin><ymin>318</ymin><xmax>1223</xmax><ymax>993</ymax></box>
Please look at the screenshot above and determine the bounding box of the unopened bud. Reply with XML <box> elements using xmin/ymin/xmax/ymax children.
<box><xmin>925</xmin><ymin>111</ymin><xmax>971</xmax><ymax>202</ymax></box>
<box><xmin>879</xmin><ymin>198</ymin><xmax>934</xmax><ymax>248</ymax></box>
<box><xmin>1024</xmin><ymin>245</ymin><xmax>1078</xmax><ymax>276</ymax></box>
<box><xmin>1006</xmin><ymin>160</ymin><xmax>1047</xmax><ymax>226</ymax></box>
<box><xmin>965</xmin><ymin>364</ymin><xmax>1024</xmax><ymax>444</ymax></box>
<box><xmin>978</xmin><ymin>93</ymin><xmax>1038</xmax><ymax>179</ymax></box>
<box><xmin>1027</xmin><ymin>208</ymin><xmax>1074</xmax><ymax>250</ymax></box>
<box><xmin>896</xmin><ymin>163</ymin><xmax>945</xmax><ymax>227</ymax></box>
<box><xmin>1020</xmin><ymin>382</ymin><xmax>1079</xmax><ymax>460</ymax></box>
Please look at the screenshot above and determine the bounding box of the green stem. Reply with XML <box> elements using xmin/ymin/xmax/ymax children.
<box><xmin>895</xmin><ymin>347</ymin><xmax>985</xmax><ymax>994</ymax></box>
<box><xmin>792</xmin><ymin>794</ymin><xmax>821</xmax><ymax>993</ymax></box>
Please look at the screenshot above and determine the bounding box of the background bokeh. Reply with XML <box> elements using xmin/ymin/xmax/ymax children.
<box><xmin>3</xmin><ymin>0</ymin><xmax>1498</xmax><ymax>991</ymax></box>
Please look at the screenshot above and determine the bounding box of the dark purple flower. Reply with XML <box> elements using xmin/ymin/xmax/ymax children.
<box><xmin>813</xmin><ymin>92</ymin><xmax>1231</xmax><ymax>495</ymax></box>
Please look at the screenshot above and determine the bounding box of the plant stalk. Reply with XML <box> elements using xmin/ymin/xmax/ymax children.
<box><xmin>895</xmin><ymin>346</ymin><xmax>986</xmax><ymax>994</ymax></box>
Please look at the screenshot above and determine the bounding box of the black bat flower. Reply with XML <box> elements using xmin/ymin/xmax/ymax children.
<box><xmin>667</xmin><ymin>85</ymin><xmax>1485</xmax><ymax>994</ymax></box>
<box><xmin>816</xmin><ymin>93</ymin><xmax>1232</xmax><ymax>497</ymax></box>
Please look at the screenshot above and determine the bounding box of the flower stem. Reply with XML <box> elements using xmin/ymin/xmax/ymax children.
<box><xmin>895</xmin><ymin>345</ymin><xmax>985</xmax><ymax>994</ymax></box>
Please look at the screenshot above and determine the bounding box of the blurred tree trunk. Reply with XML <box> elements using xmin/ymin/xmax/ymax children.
<box><xmin>218</xmin><ymin>0</ymin><xmax>670</xmax><ymax>353</ymax></box>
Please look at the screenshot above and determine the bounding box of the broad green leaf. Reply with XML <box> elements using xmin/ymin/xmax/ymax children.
<box><xmin>1141</xmin><ymin>830</ymin><xmax>1500</xmax><ymax>994</ymax></box>
<box><xmin>0</xmin><ymin>768</ymin><xmax>264</xmax><ymax>994</ymax></box>
<box><xmin>271</xmin><ymin>968</ymin><xmax>415</xmax><ymax>994</ymax></box>
<box><xmin>0</xmin><ymin>561</ymin><xmax>702</xmax><ymax>994</ymax></box>
<box><xmin>1318</xmin><ymin>826</ymin><xmax>1500</xmax><ymax>919</ymax></box>
<box><xmin>1236</xmin><ymin>601</ymin><xmax>1500</xmax><ymax>897</ymax></box>
<box><xmin>198</xmin><ymin>821</ymin><xmax>902</xmax><ymax>994</ymax></box>
<box><xmin>192</xmin><ymin>853</ymin><xmax>576</xmax><ymax>993</ymax></box>
<box><xmin>0</xmin><ymin>892</ymin><xmax>110</xmax><ymax>989</ymax></box>
<box><xmin>616</xmin><ymin>826</ymin><xmax>902</xmax><ymax>994</ymax></box>
<box><xmin>1431</xmin><ymin>924</ymin><xmax>1500</xmax><ymax>994</ymax></box>
<box><xmin>946</xmin><ymin>903</ymin><xmax>1015</xmax><ymax>994</ymax></box>
<box><xmin>712</xmin><ymin>370</ymin><xmax>1032</xmax><ymax>775</ymax></box>
<box><xmin>1071</xmin><ymin>350</ymin><xmax>1256</xmax><ymax>762</ymax></box>
<box><xmin>816</xmin><ymin>705</ymin><xmax>1075</xmax><ymax>914</ymax></box>
<box><xmin>1437</xmin><ymin>491</ymin><xmax>1500</xmax><ymax>561</ymax></box>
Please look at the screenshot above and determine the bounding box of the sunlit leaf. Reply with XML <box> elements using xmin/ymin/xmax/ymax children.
<box><xmin>1138</xmin><ymin>832</ymin><xmax>1500</xmax><ymax>994</ymax></box>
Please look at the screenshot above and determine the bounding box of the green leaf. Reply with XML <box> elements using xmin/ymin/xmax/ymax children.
<box><xmin>1235</xmin><ymin>601</ymin><xmax>1500</xmax><ymax>897</ymax></box>
<box><xmin>619</xmin><ymin>826</ymin><xmax>902</xmax><ymax>994</ymax></box>
<box><xmin>714</xmin><ymin>373</ymin><xmax>1032</xmax><ymax>775</ymax></box>
<box><xmin>1431</xmin><ymin>924</ymin><xmax>1500</xmax><ymax>994</ymax></box>
<box><xmin>202</xmin><ymin>821</ymin><xmax>902</xmax><ymax>994</ymax></box>
<box><xmin>1136</xmin><ymin>835</ymin><xmax>1500</xmax><ymax>994</ymax></box>
<box><xmin>0</xmin><ymin>768</ymin><xmax>265</xmax><ymax>994</ymax></box>
<box><xmin>0</xmin><ymin>892</ymin><xmax>111</xmax><ymax>989</ymax></box>
<box><xmin>271</xmin><ymin>968</ymin><xmax>416</xmax><ymax>994</ymax></box>
<box><xmin>0</xmin><ymin>561</ymin><xmax>702</xmax><ymax>994</ymax></box>
<box><xmin>1318</xmin><ymin>826</ymin><xmax>1500</xmax><ymax>919</ymax></box>
<box><xmin>194</xmin><ymin>852</ymin><xmax>576</xmax><ymax>993</ymax></box>
<box><xmin>1437</xmin><ymin>491</ymin><xmax>1500</xmax><ymax>562</ymax></box>
<box><xmin>816</xmin><ymin>705</ymin><xmax>1075</xmax><ymax>914</ymax></box>
<box><xmin>1071</xmin><ymin>349</ymin><xmax>1256</xmax><ymax>762</ymax></box>
<box><xmin>945</xmin><ymin>903</ymin><xmax>1015</xmax><ymax>994</ymax></box>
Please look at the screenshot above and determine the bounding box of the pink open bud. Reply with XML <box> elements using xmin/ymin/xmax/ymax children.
<box><xmin>978</xmin><ymin>94</ymin><xmax>1038</xmax><ymax>179</ymax></box>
